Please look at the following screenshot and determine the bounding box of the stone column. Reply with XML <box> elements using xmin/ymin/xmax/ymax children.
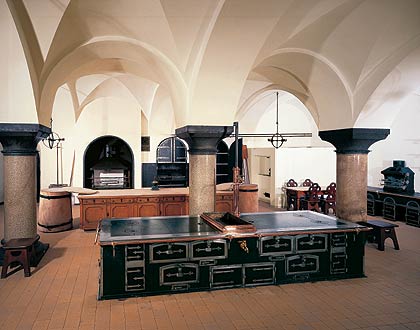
<box><xmin>319</xmin><ymin>128</ymin><xmax>389</xmax><ymax>222</ymax></box>
<box><xmin>0</xmin><ymin>123</ymin><xmax>51</xmax><ymax>264</ymax></box>
<box><xmin>176</xmin><ymin>125</ymin><xmax>233</xmax><ymax>215</ymax></box>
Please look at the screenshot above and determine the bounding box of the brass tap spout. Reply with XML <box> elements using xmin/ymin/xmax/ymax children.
<box><xmin>238</xmin><ymin>240</ymin><xmax>249</xmax><ymax>253</ymax></box>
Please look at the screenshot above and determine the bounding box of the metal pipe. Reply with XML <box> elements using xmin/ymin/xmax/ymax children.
<box><xmin>233</xmin><ymin>122</ymin><xmax>240</xmax><ymax>217</ymax></box>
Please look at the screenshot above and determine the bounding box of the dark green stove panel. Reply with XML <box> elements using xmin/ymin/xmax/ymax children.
<box><xmin>149</xmin><ymin>242</ymin><xmax>188</xmax><ymax>263</ymax></box>
<box><xmin>190</xmin><ymin>240</ymin><xmax>228</xmax><ymax>260</ymax></box>
<box><xmin>100</xmin><ymin>245</ymin><xmax>126</xmax><ymax>298</ymax></box>
<box><xmin>259</xmin><ymin>236</ymin><xmax>294</xmax><ymax>256</ymax></box>
<box><xmin>159</xmin><ymin>263</ymin><xmax>199</xmax><ymax>286</ymax></box>
<box><xmin>244</xmin><ymin>263</ymin><xmax>276</xmax><ymax>286</ymax></box>
<box><xmin>295</xmin><ymin>234</ymin><xmax>328</xmax><ymax>253</ymax></box>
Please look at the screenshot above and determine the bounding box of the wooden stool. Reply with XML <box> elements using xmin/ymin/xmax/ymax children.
<box><xmin>365</xmin><ymin>220</ymin><xmax>399</xmax><ymax>251</ymax></box>
<box><xmin>1</xmin><ymin>235</ymin><xmax>40</xmax><ymax>278</ymax></box>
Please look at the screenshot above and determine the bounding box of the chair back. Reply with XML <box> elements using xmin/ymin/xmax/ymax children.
<box><xmin>325</xmin><ymin>182</ymin><xmax>336</xmax><ymax>196</ymax></box>
<box><xmin>307</xmin><ymin>183</ymin><xmax>321</xmax><ymax>201</ymax></box>
<box><xmin>286</xmin><ymin>179</ymin><xmax>298</xmax><ymax>187</ymax></box>
<box><xmin>323</xmin><ymin>183</ymin><xmax>336</xmax><ymax>214</ymax></box>
<box><xmin>302</xmin><ymin>179</ymin><xmax>313</xmax><ymax>187</ymax></box>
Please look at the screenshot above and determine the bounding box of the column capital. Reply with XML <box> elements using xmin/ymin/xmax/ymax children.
<box><xmin>175</xmin><ymin>125</ymin><xmax>233</xmax><ymax>155</ymax></box>
<box><xmin>319</xmin><ymin>128</ymin><xmax>390</xmax><ymax>154</ymax></box>
<box><xmin>0</xmin><ymin>123</ymin><xmax>51</xmax><ymax>156</ymax></box>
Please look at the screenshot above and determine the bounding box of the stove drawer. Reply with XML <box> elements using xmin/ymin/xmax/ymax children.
<box><xmin>244</xmin><ymin>263</ymin><xmax>275</xmax><ymax>286</ymax></box>
<box><xmin>150</xmin><ymin>242</ymin><xmax>188</xmax><ymax>263</ymax></box>
<box><xmin>125</xmin><ymin>245</ymin><xmax>144</xmax><ymax>262</ymax></box>
<box><xmin>286</xmin><ymin>254</ymin><xmax>319</xmax><ymax>275</ymax></box>
<box><xmin>331</xmin><ymin>233</ymin><xmax>347</xmax><ymax>247</ymax></box>
<box><xmin>259</xmin><ymin>236</ymin><xmax>294</xmax><ymax>256</ymax></box>
<box><xmin>331</xmin><ymin>251</ymin><xmax>347</xmax><ymax>274</ymax></box>
<box><xmin>125</xmin><ymin>268</ymin><xmax>145</xmax><ymax>291</ymax></box>
<box><xmin>296</xmin><ymin>234</ymin><xmax>327</xmax><ymax>253</ymax></box>
<box><xmin>210</xmin><ymin>265</ymin><xmax>243</xmax><ymax>289</ymax></box>
<box><xmin>190</xmin><ymin>240</ymin><xmax>227</xmax><ymax>260</ymax></box>
<box><xmin>159</xmin><ymin>263</ymin><xmax>199</xmax><ymax>286</ymax></box>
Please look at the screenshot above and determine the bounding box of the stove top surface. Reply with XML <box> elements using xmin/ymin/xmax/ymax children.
<box><xmin>99</xmin><ymin>211</ymin><xmax>368</xmax><ymax>244</ymax></box>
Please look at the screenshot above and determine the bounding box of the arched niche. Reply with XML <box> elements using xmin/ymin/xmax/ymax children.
<box><xmin>156</xmin><ymin>137</ymin><xmax>188</xmax><ymax>187</ymax></box>
<box><xmin>84</xmin><ymin>135</ymin><xmax>134</xmax><ymax>189</ymax></box>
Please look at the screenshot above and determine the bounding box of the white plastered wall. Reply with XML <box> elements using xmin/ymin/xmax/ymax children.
<box><xmin>368</xmin><ymin>93</ymin><xmax>420</xmax><ymax>192</ymax></box>
<box><xmin>39</xmin><ymin>94</ymin><xmax>144</xmax><ymax>190</ymax></box>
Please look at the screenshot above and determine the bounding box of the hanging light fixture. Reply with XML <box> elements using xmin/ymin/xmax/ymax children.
<box><xmin>227</xmin><ymin>91</ymin><xmax>311</xmax><ymax>147</ymax></box>
<box><xmin>42</xmin><ymin>118</ymin><xmax>65</xmax><ymax>150</ymax></box>
<box><xmin>42</xmin><ymin>118</ymin><xmax>66</xmax><ymax>186</ymax></box>
<box><xmin>268</xmin><ymin>91</ymin><xmax>287</xmax><ymax>149</ymax></box>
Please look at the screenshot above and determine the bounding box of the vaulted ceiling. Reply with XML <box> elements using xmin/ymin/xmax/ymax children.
<box><xmin>5</xmin><ymin>0</ymin><xmax>420</xmax><ymax>131</ymax></box>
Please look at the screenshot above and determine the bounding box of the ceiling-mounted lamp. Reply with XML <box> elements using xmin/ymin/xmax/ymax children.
<box><xmin>42</xmin><ymin>118</ymin><xmax>66</xmax><ymax>187</ymax></box>
<box><xmin>268</xmin><ymin>92</ymin><xmax>287</xmax><ymax>149</ymax></box>
<box><xmin>42</xmin><ymin>118</ymin><xmax>65</xmax><ymax>150</ymax></box>
<box><xmin>227</xmin><ymin>91</ymin><xmax>312</xmax><ymax>146</ymax></box>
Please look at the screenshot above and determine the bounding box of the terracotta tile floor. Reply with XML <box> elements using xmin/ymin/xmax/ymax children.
<box><xmin>1</xmin><ymin>203</ymin><xmax>420</xmax><ymax>330</ymax></box>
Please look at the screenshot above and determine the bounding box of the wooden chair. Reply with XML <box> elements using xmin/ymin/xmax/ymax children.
<box><xmin>286</xmin><ymin>179</ymin><xmax>298</xmax><ymax>210</ymax></box>
<box><xmin>322</xmin><ymin>182</ymin><xmax>336</xmax><ymax>215</ymax></box>
<box><xmin>301</xmin><ymin>179</ymin><xmax>313</xmax><ymax>187</ymax></box>
<box><xmin>299</xmin><ymin>182</ymin><xmax>321</xmax><ymax>212</ymax></box>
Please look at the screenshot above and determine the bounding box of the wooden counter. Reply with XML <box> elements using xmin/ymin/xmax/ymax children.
<box><xmin>78</xmin><ymin>188</ymin><xmax>233</xmax><ymax>230</ymax></box>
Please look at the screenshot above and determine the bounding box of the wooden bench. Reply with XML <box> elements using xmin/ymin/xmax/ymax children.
<box><xmin>1</xmin><ymin>235</ymin><xmax>40</xmax><ymax>278</ymax></box>
<box><xmin>364</xmin><ymin>220</ymin><xmax>399</xmax><ymax>251</ymax></box>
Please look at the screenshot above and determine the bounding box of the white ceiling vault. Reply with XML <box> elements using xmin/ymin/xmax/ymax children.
<box><xmin>5</xmin><ymin>0</ymin><xmax>420</xmax><ymax>131</ymax></box>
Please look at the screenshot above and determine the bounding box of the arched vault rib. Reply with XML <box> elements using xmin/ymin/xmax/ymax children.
<box><xmin>253</xmin><ymin>48</ymin><xmax>352</xmax><ymax>130</ymax></box>
<box><xmin>266</xmin><ymin>48</ymin><xmax>354</xmax><ymax>112</ymax></box>
<box><xmin>7</xmin><ymin>0</ymin><xmax>44</xmax><ymax>116</ymax></box>
<box><xmin>76</xmin><ymin>77</ymin><xmax>141</xmax><ymax>122</ymax></box>
<box><xmin>236</xmin><ymin>84</ymin><xmax>319</xmax><ymax>127</ymax></box>
<box><xmin>39</xmin><ymin>38</ymin><xmax>188</xmax><ymax>127</ymax></box>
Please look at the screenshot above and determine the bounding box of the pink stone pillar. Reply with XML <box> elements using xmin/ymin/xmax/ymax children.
<box><xmin>176</xmin><ymin>125</ymin><xmax>233</xmax><ymax>216</ymax></box>
<box><xmin>0</xmin><ymin>123</ymin><xmax>51</xmax><ymax>264</ymax></box>
<box><xmin>319</xmin><ymin>128</ymin><xmax>390</xmax><ymax>222</ymax></box>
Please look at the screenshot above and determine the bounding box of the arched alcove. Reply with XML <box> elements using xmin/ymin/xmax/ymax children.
<box><xmin>156</xmin><ymin>137</ymin><xmax>188</xmax><ymax>187</ymax></box>
<box><xmin>83</xmin><ymin>135</ymin><xmax>134</xmax><ymax>189</ymax></box>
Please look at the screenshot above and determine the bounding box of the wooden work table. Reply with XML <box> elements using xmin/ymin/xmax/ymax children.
<box><xmin>78</xmin><ymin>188</ymin><xmax>233</xmax><ymax>230</ymax></box>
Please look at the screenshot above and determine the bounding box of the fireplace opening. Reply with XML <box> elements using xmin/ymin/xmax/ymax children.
<box><xmin>84</xmin><ymin>136</ymin><xmax>134</xmax><ymax>189</ymax></box>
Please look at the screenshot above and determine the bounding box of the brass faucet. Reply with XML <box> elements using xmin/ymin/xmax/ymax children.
<box><xmin>238</xmin><ymin>240</ymin><xmax>249</xmax><ymax>253</ymax></box>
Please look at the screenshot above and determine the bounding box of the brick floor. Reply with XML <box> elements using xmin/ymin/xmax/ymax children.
<box><xmin>0</xmin><ymin>203</ymin><xmax>419</xmax><ymax>330</ymax></box>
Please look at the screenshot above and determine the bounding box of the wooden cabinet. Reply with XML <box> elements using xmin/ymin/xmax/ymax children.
<box><xmin>80</xmin><ymin>191</ymin><xmax>232</xmax><ymax>230</ymax></box>
<box><xmin>161</xmin><ymin>196</ymin><xmax>188</xmax><ymax>216</ymax></box>
<box><xmin>108</xmin><ymin>198</ymin><xmax>134</xmax><ymax>219</ymax></box>
<box><xmin>82</xmin><ymin>201</ymin><xmax>107</xmax><ymax>230</ymax></box>
<box><xmin>137</xmin><ymin>197</ymin><xmax>160</xmax><ymax>217</ymax></box>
